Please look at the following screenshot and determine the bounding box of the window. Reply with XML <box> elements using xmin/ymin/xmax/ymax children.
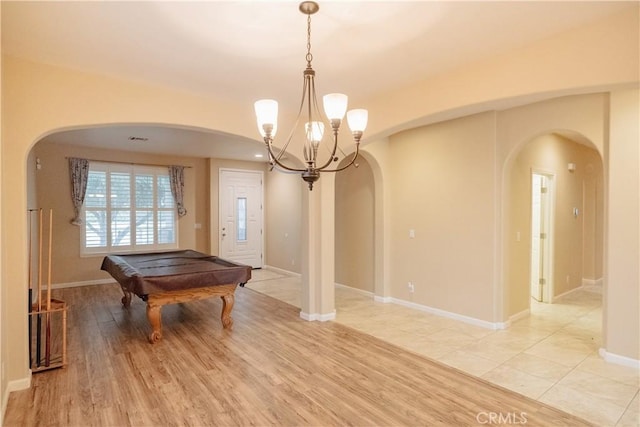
<box><xmin>237</xmin><ymin>197</ymin><xmax>247</xmax><ymax>241</ymax></box>
<box><xmin>82</xmin><ymin>162</ymin><xmax>177</xmax><ymax>255</ymax></box>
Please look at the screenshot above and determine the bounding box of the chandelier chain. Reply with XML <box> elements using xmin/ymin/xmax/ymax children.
<box><xmin>306</xmin><ymin>14</ymin><xmax>313</xmax><ymax>68</ymax></box>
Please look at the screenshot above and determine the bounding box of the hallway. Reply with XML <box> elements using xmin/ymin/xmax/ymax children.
<box><xmin>246</xmin><ymin>270</ymin><xmax>639</xmax><ymax>426</ymax></box>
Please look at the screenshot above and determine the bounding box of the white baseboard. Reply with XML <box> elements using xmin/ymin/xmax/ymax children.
<box><xmin>387</xmin><ymin>297</ymin><xmax>506</xmax><ymax>330</ymax></box>
<box><xmin>334</xmin><ymin>283</ymin><xmax>374</xmax><ymax>298</ymax></box>
<box><xmin>582</xmin><ymin>277</ymin><xmax>603</xmax><ymax>293</ymax></box>
<box><xmin>300</xmin><ymin>310</ymin><xmax>336</xmax><ymax>322</ymax></box>
<box><xmin>2</xmin><ymin>374</ymin><xmax>31</xmax><ymax>423</ymax></box>
<box><xmin>52</xmin><ymin>278</ymin><xmax>115</xmax><ymax>289</ymax></box>
<box><xmin>551</xmin><ymin>278</ymin><xmax>604</xmax><ymax>301</ymax></box>
<box><xmin>552</xmin><ymin>285</ymin><xmax>585</xmax><ymax>302</ymax></box>
<box><xmin>374</xmin><ymin>295</ymin><xmax>392</xmax><ymax>303</ymax></box>
<box><xmin>509</xmin><ymin>308</ymin><xmax>531</xmax><ymax>324</ymax></box>
<box><xmin>263</xmin><ymin>265</ymin><xmax>301</xmax><ymax>278</ymax></box>
<box><xmin>599</xmin><ymin>348</ymin><xmax>640</xmax><ymax>369</ymax></box>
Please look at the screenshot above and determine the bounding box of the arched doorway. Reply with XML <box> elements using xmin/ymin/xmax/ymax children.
<box><xmin>504</xmin><ymin>131</ymin><xmax>604</xmax><ymax>319</ymax></box>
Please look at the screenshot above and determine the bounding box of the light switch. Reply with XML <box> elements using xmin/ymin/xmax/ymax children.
<box><xmin>409</xmin><ymin>229</ymin><xmax>415</xmax><ymax>238</ymax></box>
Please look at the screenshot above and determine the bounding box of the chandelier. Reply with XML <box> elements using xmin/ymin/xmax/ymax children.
<box><xmin>254</xmin><ymin>1</ymin><xmax>368</xmax><ymax>190</ymax></box>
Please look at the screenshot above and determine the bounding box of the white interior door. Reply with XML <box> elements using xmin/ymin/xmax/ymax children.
<box><xmin>530</xmin><ymin>173</ymin><xmax>553</xmax><ymax>302</ymax></box>
<box><xmin>219</xmin><ymin>169</ymin><xmax>263</xmax><ymax>268</ymax></box>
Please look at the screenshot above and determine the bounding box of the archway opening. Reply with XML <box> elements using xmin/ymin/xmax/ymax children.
<box><xmin>504</xmin><ymin>130</ymin><xmax>604</xmax><ymax>354</ymax></box>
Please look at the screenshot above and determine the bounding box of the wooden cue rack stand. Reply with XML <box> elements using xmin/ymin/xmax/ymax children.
<box><xmin>28</xmin><ymin>208</ymin><xmax>67</xmax><ymax>373</ymax></box>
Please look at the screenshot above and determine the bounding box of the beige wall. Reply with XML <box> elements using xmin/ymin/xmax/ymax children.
<box><xmin>31</xmin><ymin>141</ymin><xmax>209</xmax><ymax>284</ymax></box>
<box><xmin>0</xmin><ymin>2</ymin><xmax>4</xmax><ymax>414</ymax></box>
<box><xmin>362</xmin><ymin>9</ymin><xmax>638</xmax><ymax>141</ymax></box>
<box><xmin>265</xmin><ymin>168</ymin><xmax>303</xmax><ymax>273</ymax></box>
<box><xmin>335</xmin><ymin>156</ymin><xmax>374</xmax><ymax>292</ymax></box>
<box><xmin>388</xmin><ymin>112</ymin><xmax>497</xmax><ymax>322</ymax></box>
<box><xmin>506</xmin><ymin>134</ymin><xmax>603</xmax><ymax>315</ymax></box>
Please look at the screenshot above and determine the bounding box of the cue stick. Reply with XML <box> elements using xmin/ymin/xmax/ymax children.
<box><xmin>45</xmin><ymin>209</ymin><xmax>52</xmax><ymax>367</ymax></box>
<box><xmin>28</xmin><ymin>210</ymin><xmax>33</xmax><ymax>368</ymax></box>
<box><xmin>36</xmin><ymin>208</ymin><xmax>43</xmax><ymax>367</ymax></box>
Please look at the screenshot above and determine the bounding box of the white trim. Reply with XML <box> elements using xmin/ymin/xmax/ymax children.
<box><xmin>263</xmin><ymin>265</ymin><xmax>301</xmax><ymax>278</ymax></box>
<box><xmin>388</xmin><ymin>297</ymin><xmax>505</xmax><ymax>330</ymax></box>
<box><xmin>582</xmin><ymin>277</ymin><xmax>603</xmax><ymax>293</ymax></box>
<box><xmin>334</xmin><ymin>283</ymin><xmax>374</xmax><ymax>298</ymax></box>
<box><xmin>52</xmin><ymin>278</ymin><xmax>115</xmax><ymax>289</ymax></box>
<box><xmin>509</xmin><ymin>308</ymin><xmax>531</xmax><ymax>324</ymax></box>
<box><xmin>599</xmin><ymin>348</ymin><xmax>640</xmax><ymax>369</ymax></box>
<box><xmin>374</xmin><ymin>295</ymin><xmax>392</xmax><ymax>303</ymax></box>
<box><xmin>318</xmin><ymin>311</ymin><xmax>336</xmax><ymax>321</ymax></box>
<box><xmin>300</xmin><ymin>311</ymin><xmax>315</xmax><ymax>321</ymax></box>
<box><xmin>299</xmin><ymin>310</ymin><xmax>336</xmax><ymax>322</ymax></box>
<box><xmin>2</xmin><ymin>374</ymin><xmax>31</xmax><ymax>421</ymax></box>
<box><xmin>552</xmin><ymin>284</ymin><xmax>585</xmax><ymax>302</ymax></box>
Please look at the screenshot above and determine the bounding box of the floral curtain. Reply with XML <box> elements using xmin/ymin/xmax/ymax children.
<box><xmin>169</xmin><ymin>165</ymin><xmax>187</xmax><ymax>217</ymax></box>
<box><xmin>68</xmin><ymin>157</ymin><xmax>90</xmax><ymax>226</ymax></box>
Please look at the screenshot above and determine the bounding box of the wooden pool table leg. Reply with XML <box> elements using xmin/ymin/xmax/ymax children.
<box><xmin>220</xmin><ymin>294</ymin><xmax>235</xmax><ymax>329</ymax></box>
<box><xmin>117</xmin><ymin>283</ymin><xmax>132</xmax><ymax>308</ymax></box>
<box><xmin>121</xmin><ymin>290</ymin><xmax>132</xmax><ymax>308</ymax></box>
<box><xmin>146</xmin><ymin>303</ymin><xmax>162</xmax><ymax>343</ymax></box>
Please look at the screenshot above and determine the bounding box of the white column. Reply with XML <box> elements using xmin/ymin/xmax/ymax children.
<box><xmin>603</xmin><ymin>88</ymin><xmax>640</xmax><ymax>366</ymax></box>
<box><xmin>300</xmin><ymin>175</ymin><xmax>336</xmax><ymax>321</ymax></box>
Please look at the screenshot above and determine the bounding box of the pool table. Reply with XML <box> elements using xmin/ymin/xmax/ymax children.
<box><xmin>101</xmin><ymin>250</ymin><xmax>251</xmax><ymax>343</ymax></box>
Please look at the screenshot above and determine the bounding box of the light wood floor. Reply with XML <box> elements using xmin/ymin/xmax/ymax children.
<box><xmin>4</xmin><ymin>283</ymin><xmax>594</xmax><ymax>426</ymax></box>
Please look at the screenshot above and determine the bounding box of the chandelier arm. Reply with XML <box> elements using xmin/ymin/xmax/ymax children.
<box><xmin>265</xmin><ymin>139</ymin><xmax>305</xmax><ymax>172</ymax></box>
<box><xmin>315</xmin><ymin>128</ymin><xmax>340</xmax><ymax>171</ymax></box>
<box><xmin>331</xmin><ymin>137</ymin><xmax>349</xmax><ymax>160</ymax></box>
<box><xmin>268</xmin><ymin>156</ymin><xmax>305</xmax><ymax>174</ymax></box>
<box><xmin>318</xmin><ymin>143</ymin><xmax>361</xmax><ymax>173</ymax></box>
<box><xmin>308</xmin><ymin>76</ymin><xmax>340</xmax><ymax>171</ymax></box>
<box><xmin>267</xmin><ymin>68</ymin><xmax>315</xmax><ymax>171</ymax></box>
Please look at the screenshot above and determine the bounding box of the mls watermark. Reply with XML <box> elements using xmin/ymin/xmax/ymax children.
<box><xmin>476</xmin><ymin>412</ymin><xmax>528</xmax><ymax>425</ymax></box>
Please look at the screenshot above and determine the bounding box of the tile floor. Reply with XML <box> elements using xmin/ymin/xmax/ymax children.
<box><xmin>246</xmin><ymin>269</ymin><xmax>640</xmax><ymax>426</ymax></box>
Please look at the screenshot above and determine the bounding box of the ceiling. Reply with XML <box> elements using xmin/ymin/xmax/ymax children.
<box><xmin>2</xmin><ymin>1</ymin><xmax>633</xmax><ymax>161</ymax></box>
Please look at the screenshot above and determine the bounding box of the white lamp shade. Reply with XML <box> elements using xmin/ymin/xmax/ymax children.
<box><xmin>323</xmin><ymin>93</ymin><xmax>348</xmax><ymax>121</ymax></box>
<box><xmin>347</xmin><ymin>109</ymin><xmax>368</xmax><ymax>132</ymax></box>
<box><xmin>305</xmin><ymin>121</ymin><xmax>325</xmax><ymax>143</ymax></box>
<box><xmin>254</xmin><ymin>99</ymin><xmax>278</xmax><ymax>136</ymax></box>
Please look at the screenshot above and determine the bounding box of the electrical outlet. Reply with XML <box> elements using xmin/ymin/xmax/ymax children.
<box><xmin>408</xmin><ymin>282</ymin><xmax>415</xmax><ymax>293</ymax></box>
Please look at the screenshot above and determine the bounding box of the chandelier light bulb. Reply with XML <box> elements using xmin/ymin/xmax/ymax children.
<box><xmin>305</xmin><ymin>121</ymin><xmax>325</xmax><ymax>143</ymax></box>
<box><xmin>347</xmin><ymin>109</ymin><xmax>369</xmax><ymax>133</ymax></box>
<box><xmin>254</xmin><ymin>99</ymin><xmax>279</xmax><ymax>137</ymax></box>
<box><xmin>323</xmin><ymin>93</ymin><xmax>348</xmax><ymax>121</ymax></box>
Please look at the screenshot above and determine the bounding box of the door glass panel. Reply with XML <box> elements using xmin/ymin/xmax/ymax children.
<box><xmin>237</xmin><ymin>197</ymin><xmax>247</xmax><ymax>241</ymax></box>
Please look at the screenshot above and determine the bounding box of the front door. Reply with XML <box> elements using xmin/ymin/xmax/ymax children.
<box><xmin>219</xmin><ymin>169</ymin><xmax>263</xmax><ymax>268</ymax></box>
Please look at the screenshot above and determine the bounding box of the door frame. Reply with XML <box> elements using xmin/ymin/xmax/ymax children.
<box><xmin>218</xmin><ymin>168</ymin><xmax>264</xmax><ymax>268</ymax></box>
<box><xmin>530</xmin><ymin>168</ymin><xmax>556</xmax><ymax>303</ymax></box>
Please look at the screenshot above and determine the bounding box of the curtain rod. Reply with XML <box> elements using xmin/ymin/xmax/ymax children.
<box><xmin>65</xmin><ymin>157</ymin><xmax>192</xmax><ymax>169</ymax></box>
